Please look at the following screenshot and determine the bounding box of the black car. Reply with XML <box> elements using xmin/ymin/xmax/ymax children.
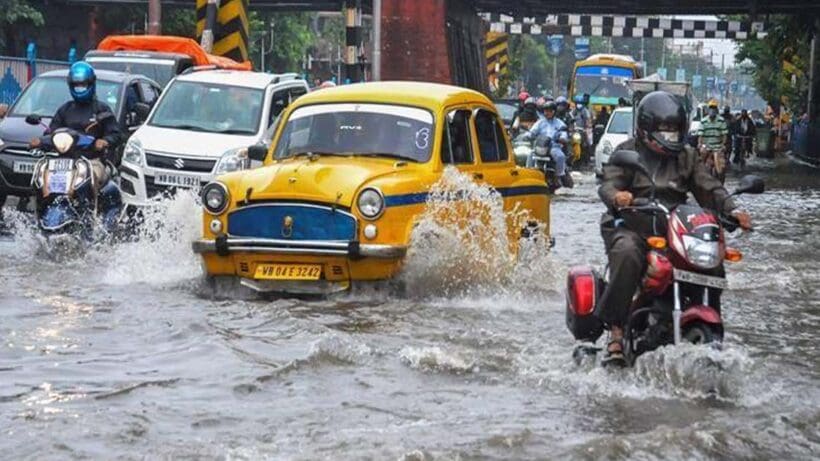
<box><xmin>0</xmin><ymin>69</ymin><xmax>161</xmax><ymax>200</ymax></box>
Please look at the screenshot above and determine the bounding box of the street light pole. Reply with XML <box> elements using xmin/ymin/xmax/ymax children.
<box><xmin>148</xmin><ymin>0</ymin><xmax>161</xmax><ymax>34</ymax></box>
<box><xmin>372</xmin><ymin>0</ymin><xmax>381</xmax><ymax>81</ymax></box>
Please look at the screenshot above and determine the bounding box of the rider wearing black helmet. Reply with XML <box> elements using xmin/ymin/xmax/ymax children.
<box><xmin>596</xmin><ymin>91</ymin><xmax>752</xmax><ymax>365</ymax></box>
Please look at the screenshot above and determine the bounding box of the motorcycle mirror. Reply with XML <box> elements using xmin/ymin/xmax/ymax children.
<box><xmin>609</xmin><ymin>149</ymin><xmax>651</xmax><ymax>178</ymax></box>
<box><xmin>734</xmin><ymin>175</ymin><xmax>765</xmax><ymax>195</ymax></box>
<box><xmin>25</xmin><ymin>114</ymin><xmax>42</xmax><ymax>126</ymax></box>
<box><xmin>247</xmin><ymin>144</ymin><xmax>268</xmax><ymax>162</ymax></box>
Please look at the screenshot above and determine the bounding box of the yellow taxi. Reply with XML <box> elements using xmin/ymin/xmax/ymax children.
<box><xmin>192</xmin><ymin>82</ymin><xmax>551</xmax><ymax>294</ymax></box>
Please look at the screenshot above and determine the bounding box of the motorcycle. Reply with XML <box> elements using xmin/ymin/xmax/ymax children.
<box><xmin>512</xmin><ymin>130</ymin><xmax>571</xmax><ymax>192</ymax></box>
<box><xmin>699</xmin><ymin>144</ymin><xmax>727</xmax><ymax>184</ymax></box>
<box><xmin>565</xmin><ymin>150</ymin><xmax>764</xmax><ymax>366</ymax></box>
<box><xmin>569</xmin><ymin>127</ymin><xmax>586</xmax><ymax>166</ymax></box>
<box><xmin>31</xmin><ymin>127</ymin><xmax>124</xmax><ymax>254</ymax></box>
<box><xmin>733</xmin><ymin>134</ymin><xmax>754</xmax><ymax>169</ymax></box>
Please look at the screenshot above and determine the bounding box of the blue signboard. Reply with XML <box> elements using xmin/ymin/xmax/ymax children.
<box><xmin>574</xmin><ymin>37</ymin><xmax>590</xmax><ymax>60</ymax></box>
<box><xmin>548</xmin><ymin>35</ymin><xmax>564</xmax><ymax>57</ymax></box>
<box><xmin>706</xmin><ymin>76</ymin><xmax>716</xmax><ymax>90</ymax></box>
<box><xmin>692</xmin><ymin>74</ymin><xmax>702</xmax><ymax>89</ymax></box>
<box><xmin>657</xmin><ymin>67</ymin><xmax>668</xmax><ymax>80</ymax></box>
<box><xmin>730</xmin><ymin>81</ymin><xmax>739</xmax><ymax>93</ymax></box>
<box><xmin>718</xmin><ymin>79</ymin><xmax>727</xmax><ymax>92</ymax></box>
<box><xmin>675</xmin><ymin>68</ymin><xmax>686</xmax><ymax>82</ymax></box>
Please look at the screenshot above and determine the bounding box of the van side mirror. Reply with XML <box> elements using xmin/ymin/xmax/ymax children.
<box><xmin>594</xmin><ymin>124</ymin><xmax>605</xmax><ymax>136</ymax></box>
<box><xmin>734</xmin><ymin>175</ymin><xmax>765</xmax><ymax>195</ymax></box>
<box><xmin>247</xmin><ymin>144</ymin><xmax>268</xmax><ymax>162</ymax></box>
<box><xmin>133</xmin><ymin>102</ymin><xmax>151</xmax><ymax>121</ymax></box>
<box><xmin>0</xmin><ymin>103</ymin><xmax>8</xmax><ymax>118</ymax></box>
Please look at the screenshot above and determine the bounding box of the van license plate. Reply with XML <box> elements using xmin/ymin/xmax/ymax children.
<box><xmin>254</xmin><ymin>264</ymin><xmax>322</xmax><ymax>281</ymax></box>
<box><xmin>155</xmin><ymin>173</ymin><xmax>200</xmax><ymax>188</ymax></box>
<box><xmin>674</xmin><ymin>269</ymin><xmax>728</xmax><ymax>289</ymax></box>
<box><xmin>13</xmin><ymin>161</ymin><xmax>35</xmax><ymax>174</ymax></box>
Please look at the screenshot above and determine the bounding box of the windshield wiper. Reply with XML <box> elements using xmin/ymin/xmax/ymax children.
<box><xmin>355</xmin><ymin>152</ymin><xmax>417</xmax><ymax>162</ymax></box>
<box><xmin>154</xmin><ymin>123</ymin><xmax>209</xmax><ymax>132</ymax></box>
<box><xmin>216</xmin><ymin>128</ymin><xmax>256</xmax><ymax>135</ymax></box>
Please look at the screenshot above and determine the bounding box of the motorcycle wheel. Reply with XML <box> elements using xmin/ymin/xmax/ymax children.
<box><xmin>682</xmin><ymin>322</ymin><xmax>721</xmax><ymax>345</ymax></box>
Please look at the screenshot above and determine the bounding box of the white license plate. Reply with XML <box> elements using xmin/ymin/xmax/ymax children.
<box><xmin>674</xmin><ymin>269</ymin><xmax>728</xmax><ymax>289</ymax></box>
<box><xmin>48</xmin><ymin>158</ymin><xmax>73</xmax><ymax>172</ymax></box>
<box><xmin>13</xmin><ymin>161</ymin><xmax>35</xmax><ymax>174</ymax></box>
<box><xmin>154</xmin><ymin>172</ymin><xmax>201</xmax><ymax>188</ymax></box>
<box><xmin>49</xmin><ymin>172</ymin><xmax>69</xmax><ymax>194</ymax></box>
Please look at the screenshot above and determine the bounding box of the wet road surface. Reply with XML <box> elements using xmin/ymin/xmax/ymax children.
<box><xmin>1</xmin><ymin>157</ymin><xmax>818</xmax><ymax>460</ymax></box>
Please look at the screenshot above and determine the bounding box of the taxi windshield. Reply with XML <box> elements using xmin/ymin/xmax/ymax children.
<box><xmin>273</xmin><ymin>103</ymin><xmax>435</xmax><ymax>163</ymax></box>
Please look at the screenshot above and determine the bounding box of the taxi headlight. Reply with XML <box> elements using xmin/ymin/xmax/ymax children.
<box><xmin>123</xmin><ymin>139</ymin><xmax>144</xmax><ymax>166</ymax></box>
<box><xmin>202</xmin><ymin>182</ymin><xmax>229</xmax><ymax>215</ymax></box>
<box><xmin>52</xmin><ymin>132</ymin><xmax>74</xmax><ymax>154</ymax></box>
<box><xmin>357</xmin><ymin>187</ymin><xmax>384</xmax><ymax>220</ymax></box>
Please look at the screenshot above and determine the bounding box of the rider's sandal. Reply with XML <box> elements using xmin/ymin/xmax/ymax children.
<box><xmin>602</xmin><ymin>339</ymin><xmax>626</xmax><ymax>367</ymax></box>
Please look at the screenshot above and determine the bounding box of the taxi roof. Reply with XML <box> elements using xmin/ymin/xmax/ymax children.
<box><xmin>293</xmin><ymin>81</ymin><xmax>492</xmax><ymax>111</ymax></box>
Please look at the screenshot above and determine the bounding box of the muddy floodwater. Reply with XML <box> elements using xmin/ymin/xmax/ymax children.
<box><xmin>1</xmin><ymin>158</ymin><xmax>818</xmax><ymax>460</ymax></box>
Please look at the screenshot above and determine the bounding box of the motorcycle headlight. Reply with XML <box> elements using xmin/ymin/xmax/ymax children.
<box><xmin>572</xmin><ymin>132</ymin><xmax>583</xmax><ymax>143</ymax></box>
<box><xmin>214</xmin><ymin>148</ymin><xmax>250</xmax><ymax>175</ymax></box>
<box><xmin>73</xmin><ymin>159</ymin><xmax>90</xmax><ymax>188</ymax></box>
<box><xmin>682</xmin><ymin>235</ymin><xmax>722</xmax><ymax>269</ymax></box>
<box><xmin>123</xmin><ymin>139</ymin><xmax>144</xmax><ymax>166</ymax></box>
<box><xmin>357</xmin><ymin>187</ymin><xmax>384</xmax><ymax>220</ymax></box>
<box><xmin>52</xmin><ymin>132</ymin><xmax>74</xmax><ymax>154</ymax></box>
<box><xmin>201</xmin><ymin>182</ymin><xmax>229</xmax><ymax>215</ymax></box>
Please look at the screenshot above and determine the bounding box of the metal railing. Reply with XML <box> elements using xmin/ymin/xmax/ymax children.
<box><xmin>0</xmin><ymin>56</ymin><xmax>70</xmax><ymax>105</ymax></box>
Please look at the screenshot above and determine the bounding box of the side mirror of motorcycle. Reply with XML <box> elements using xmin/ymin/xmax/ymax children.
<box><xmin>247</xmin><ymin>144</ymin><xmax>268</xmax><ymax>162</ymax></box>
<box><xmin>25</xmin><ymin>114</ymin><xmax>42</xmax><ymax>126</ymax></box>
<box><xmin>733</xmin><ymin>174</ymin><xmax>765</xmax><ymax>195</ymax></box>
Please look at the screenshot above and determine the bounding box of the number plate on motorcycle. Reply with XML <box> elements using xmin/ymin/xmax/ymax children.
<box><xmin>48</xmin><ymin>158</ymin><xmax>73</xmax><ymax>172</ymax></box>
<box><xmin>673</xmin><ymin>269</ymin><xmax>728</xmax><ymax>289</ymax></box>
<box><xmin>254</xmin><ymin>264</ymin><xmax>322</xmax><ymax>281</ymax></box>
<box><xmin>154</xmin><ymin>173</ymin><xmax>201</xmax><ymax>188</ymax></box>
<box><xmin>12</xmin><ymin>161</ymin><xmax>35</xmax><ymax>174</ymax></box>
<box><xmin>49</xmin><ymin>172</ymin><xmax>69</xmax><ymax>194</ymax></box>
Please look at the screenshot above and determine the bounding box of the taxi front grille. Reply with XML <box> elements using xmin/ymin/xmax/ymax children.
<box><xmin>227</xmin><ymin>204</ymin><xmax>357</xmax><ymax>241</ymax></box>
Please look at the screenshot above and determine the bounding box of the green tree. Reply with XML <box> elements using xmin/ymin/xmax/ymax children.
<box><xmin>0</xmin><ymin>0</ymin><xmax>44</xmax><ymax>52</ymax></box>
<box><xmin>255</xmin><ymin>12</ymin><xmax>312</xmax><ymax>73</ymax></box>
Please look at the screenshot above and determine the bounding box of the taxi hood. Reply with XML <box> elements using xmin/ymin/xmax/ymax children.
<box><xmin>223</xmin><ymin>156</ymin><xmax>415</xmax><ymax>208</ymax></box>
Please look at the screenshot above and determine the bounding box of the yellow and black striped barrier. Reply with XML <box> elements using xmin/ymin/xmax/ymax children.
<box><xmin>196</xmin><ymin>0</ymin><xmax>249</xmax><ymax>63</ymax></box>
<box><xmin>485</xmin><ymin>31</ymin><xmax>508</xmax><ymax>88</ymax></box>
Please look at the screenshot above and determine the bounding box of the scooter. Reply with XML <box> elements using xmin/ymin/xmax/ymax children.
<box><xmin>31</xmin><ymin>127</ymin><xmax>124</xmax><ymax>255</ymax></box>
<box><xmin>565</xmin><ymin>150</ymin><xmax>764</xmax><ymax>366</ymax></box>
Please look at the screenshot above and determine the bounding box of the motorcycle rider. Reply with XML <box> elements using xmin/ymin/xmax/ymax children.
<box><xmin>734</xmin><ymin>109</ymin><xmax>756</xmax><ymax>164</ymax></box>
<box><xmin>696</xmin><ymin>100</ymin><xmax>728</xmax><ymax>178</ymax></box>
<box><xmin>597</xmin><ymin>91</ymin><xmax>752</xmax><ymax>365</ymax></box>
<box><xmin>512</xmin><ymin>96</ymin><xmax>540</xmax><ymax>135</ymax></box>
<box><xmin>522</xmin><ymin>100</ymin><xmax>570</xmax><ymax>187</ymax></box>
<box><xmin>31</xmin><ymin>62</ymin><xmax>123</xmax><ymax>192</ymax></box>
<box><xmin>556</xmin><ymin>96</ymin><xmax>573</xmax><ymax>128</ymax></box>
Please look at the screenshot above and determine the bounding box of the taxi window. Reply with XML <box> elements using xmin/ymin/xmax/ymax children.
<box><xmin>441</xmin><ymin>109</ymin><xmax>473</xmax><ymax>164</ymax></box>
<box><xmin>474</xmin><ymin>109</ymin><xmax>508</xmax><ymax>163</ymax></box>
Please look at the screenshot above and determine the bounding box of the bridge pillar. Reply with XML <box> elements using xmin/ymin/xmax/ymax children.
<box><xmin>380</xmin><ymin>0</ymin><xmax>487</xmax><ymax>92</ymax></box>
<box><xmin>807</xmin><ymin>19</ymin><xmax>820</xmax><ymax>164</ymax></box>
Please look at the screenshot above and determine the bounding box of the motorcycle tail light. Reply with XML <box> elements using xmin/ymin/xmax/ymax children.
<box><xmin>568</xmin><ymin>269</ymin><xmax>596</xmax><ymax>316</ymax></box>
<box><xmin>725</xmin><ymin>248</ymin><xmax>743</xmax><ymax>262</ymax></box>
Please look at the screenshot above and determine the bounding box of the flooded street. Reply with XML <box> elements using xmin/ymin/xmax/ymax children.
<box><xmin>1</xmin><ymin>158</ymin><xmax>818</xmax><ymax>460</ymax></box>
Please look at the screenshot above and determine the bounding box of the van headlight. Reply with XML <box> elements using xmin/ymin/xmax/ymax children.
<box><xmin>357</xmin><ymin>187</ymin><xmax>384</xmax><ymax>220</ymax></box>
<box><xmin>214</xmin><ymin>148</ymin><xmax>250</xmax><ymax>175</ymax></box>
<box><xmin>123</xmin><ymin>139</ymin><xmax>144</xmax><ymax>166</ymax></box>
<box><xmin>52</xmin><ymin>132</ymin><xmax>75</xmax><ymax>154</ymax></box>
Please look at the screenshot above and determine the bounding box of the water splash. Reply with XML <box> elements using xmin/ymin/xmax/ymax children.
<box><xmin>98</xmin><ymin>191</ymin><xmax>203</xmax><ymax>286</ymax></box>
<box><xmin>399</xmin><ymin>345</ymin><xmax>476</xmax><ymax>374</ymax></box>
<box><xmin>398</xmin><ymin>167</ymin><xmax>559</xmax><ymax>298</ymax></box>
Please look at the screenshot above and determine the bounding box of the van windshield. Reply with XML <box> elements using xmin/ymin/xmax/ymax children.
<box><xmin>149</xmin><ymin>80</ymin><xmax>264</xmax><ymax>135</ymax></box>
<box><xmin>10</xmin><ymin>77</ymin><xmax>122</xmax><ymax>117</ymax></box>
<box><xmin>88</xmin><ymin>58</ymin><xmax>177</xmax><ymax>86</ymax></box>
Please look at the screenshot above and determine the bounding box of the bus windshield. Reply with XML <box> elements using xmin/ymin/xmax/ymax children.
<box><xmin>573</xmin><ymin>66</ymin><xmax>634</xmax><ymax>106</ymax></box>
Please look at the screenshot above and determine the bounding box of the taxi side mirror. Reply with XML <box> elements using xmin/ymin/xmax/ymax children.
<box><xmin>247</xmin><ymin>144</ymin><xmax>268</xmax><ymax>162</ymax></box>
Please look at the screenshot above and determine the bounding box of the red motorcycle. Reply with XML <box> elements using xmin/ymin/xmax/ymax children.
<box><xmin>566</xmin><ymin>150</ymin><xmax>764</xmax><ymax>366</ymax></box>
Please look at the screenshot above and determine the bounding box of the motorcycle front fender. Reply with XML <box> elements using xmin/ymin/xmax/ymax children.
<box><xmin>39</xmin><ymin>200</ymin><xmax>78</xmax><ymax>231</ymax></box>
<box><xmin>681</xmin><ymin>304</ymin><xmax>722</xmax><ymax>326</ymax></box>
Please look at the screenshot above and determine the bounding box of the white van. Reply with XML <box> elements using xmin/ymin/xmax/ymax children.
<box><xmin>119</xmin><ymin>70</ymin><xmax>308</xmax><ymax>206</ymax></box>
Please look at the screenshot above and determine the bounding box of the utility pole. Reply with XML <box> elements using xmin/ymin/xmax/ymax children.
<box><xmin>148</xmin><ymin>0</ymin><xmax>161</xmax><ymax>34</ymax></box>
<box><xmin>372</xmin><ymin>0</ymin><xmax>381</xmax><ymax>81</ymax></box>
<box><xmin>640</xmin><ymin>37</ymin><xmax>645</xmax><ymax>69</ymax></box>
<box><xmin>552</xmin><ymin>55</ymin><xmax>558</xmax><ymax>97</ymax></box>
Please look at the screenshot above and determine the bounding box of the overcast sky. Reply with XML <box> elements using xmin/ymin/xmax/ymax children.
<box><xmin>672</xmin><ymin>15</ymin><xmax>738</xmax><ymax>68</ymax></box>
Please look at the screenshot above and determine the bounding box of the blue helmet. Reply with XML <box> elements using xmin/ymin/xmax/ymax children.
<box><xmin>556</xmin><ymin>96</ymin><xmax>568</xmax><ymax>105</ymax></box>
<box><xmin>67</xmin><ymin>61</ymin><xmax>96</xmax><ymax>103</ymax></box>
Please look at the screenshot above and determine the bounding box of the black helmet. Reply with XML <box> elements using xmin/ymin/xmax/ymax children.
<box><xmin>723</xmin><ymin>105</ymin><xmax>731</xmax><ymax>115</ymax></box>
<box><xmin>543</xmin><ymin>100</ymin><xmax>557</xmax><ymax>113</ymax></box>
<box><xmin>636</xmin><ymin>91</ymin><xmax>688</xmax><ymax>156</ymax></box>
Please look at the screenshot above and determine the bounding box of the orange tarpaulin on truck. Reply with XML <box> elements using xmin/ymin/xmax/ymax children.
<box><xmin>97</xmin><ymin>35</ymin><xmax>252</xmax><ymax>70</ymax></box>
